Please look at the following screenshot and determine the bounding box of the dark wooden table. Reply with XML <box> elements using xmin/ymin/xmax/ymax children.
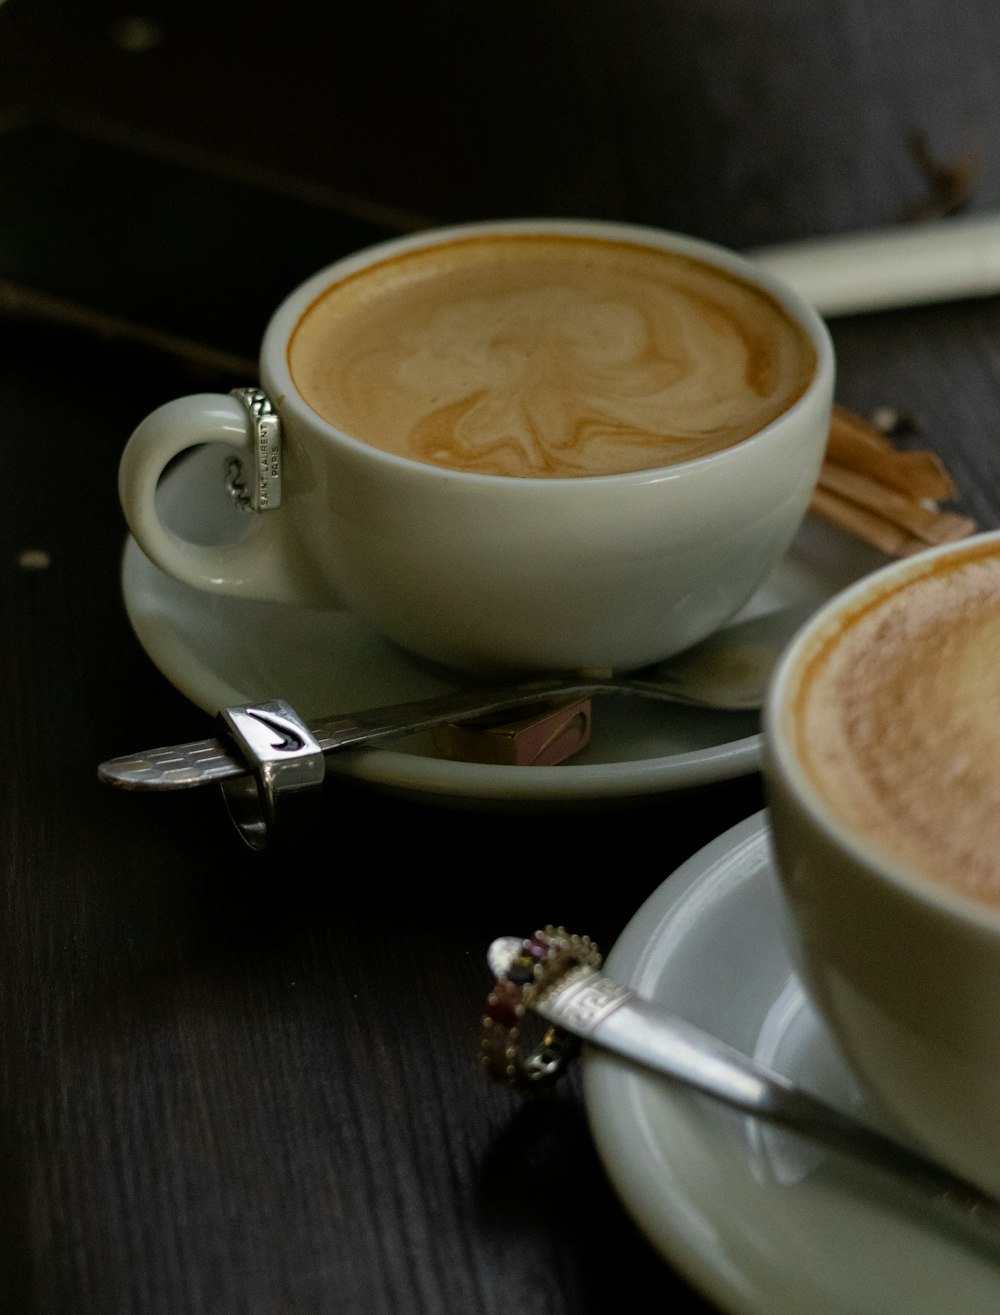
<box><xmin>3</xmin><ymin>3</ymin><xmax>1000</xmax><ymax>1311</ymax></box>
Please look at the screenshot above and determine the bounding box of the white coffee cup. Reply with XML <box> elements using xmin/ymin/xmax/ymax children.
<box><xmin>119</xmin><ymin>218</ymin><xmax>834</xmax><ymax>676</ymax></box>
<box><xmin>764</xmin><ymin>529</ymin><xmax>1000</xmax><ymax>1195</ymax></box>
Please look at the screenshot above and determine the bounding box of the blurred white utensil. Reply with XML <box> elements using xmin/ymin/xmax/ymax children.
<box><xmin>752</xmin><ymin>212</ymin><xmax>1000</xmax><ymax>317</ymax></box>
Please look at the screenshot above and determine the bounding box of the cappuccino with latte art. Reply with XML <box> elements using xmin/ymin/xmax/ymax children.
<box><xmin>119</xmin><ymin>219</ymin><xmax>833</xmax><ymax>674</ymax></box>
<box><xmin>287</xmin><ymin>233</ymin><xmax>817</xmax><ymax>478</ymax></box>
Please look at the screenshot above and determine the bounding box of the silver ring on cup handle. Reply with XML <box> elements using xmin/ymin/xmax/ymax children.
<box><xmin>226</xmin><ymin>387</ymin><xmax>283</xmax><ymax>513</ymax></box>
<box><xmin>118</xmin><ymin>388</ymin><xmax>328</xmax><ymax>607</ymax></box>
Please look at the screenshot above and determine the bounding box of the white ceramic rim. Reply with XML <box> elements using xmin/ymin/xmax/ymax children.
<box><xmin>764</xmin><ymin>527</ymin><xmax>1000</xmax><ymax>933</ymax></box>
<box><xmin>260</xmin><ymin>216</ymin><xmax>836</xmax><ymax>486</ymax></box>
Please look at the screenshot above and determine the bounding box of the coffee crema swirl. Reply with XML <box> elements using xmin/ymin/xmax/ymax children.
<box><xmin>288</xmin><ymin>234</ymin><xmax>816</xmax><ymax>478</ymax></box>
<box><xmin>793</xmin><ymin>543</ymin><xmax>1000</xmax><ymax>906</ymax></box>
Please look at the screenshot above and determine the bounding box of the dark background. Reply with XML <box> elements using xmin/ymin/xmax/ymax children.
<box><xmin>3</xmin><ymin>3</ymin><xmax>1000</xmax><ymax>1312</ymax></box>
<box><xmin>5</xmin><ymin>0</ymin><xmax>1000</xmax><ymax>358</ymax></box>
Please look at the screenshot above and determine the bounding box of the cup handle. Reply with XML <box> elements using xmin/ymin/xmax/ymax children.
<box><xmin>118</xmin><ymin>391</ymin><xmax>328</xmax><ymax>605</ymax></box>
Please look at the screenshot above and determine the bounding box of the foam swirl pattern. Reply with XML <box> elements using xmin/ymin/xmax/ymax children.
<box><xmin>288</xmin><ymin>234</ymin><xmax>816</xmax><ymax>478</ymax></box>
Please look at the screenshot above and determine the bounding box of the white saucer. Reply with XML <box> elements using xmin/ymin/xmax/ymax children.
<box><xmin>583</xmin><ymin>812</ymin><xmax>999</xmax><ymax>1314</ymax></box>
<box><xmin>121</xmin><ymin>445</ymin><xmax>886</xmax><ymax>808</ymax></box>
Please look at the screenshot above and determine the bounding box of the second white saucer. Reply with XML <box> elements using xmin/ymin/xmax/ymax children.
<box><xmin>583</xmin><ymin>812</ymin><xmax>999</xmax><ymax>1315</ymax></box>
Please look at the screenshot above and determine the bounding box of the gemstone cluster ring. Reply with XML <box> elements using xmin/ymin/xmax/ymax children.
<box><xmin>480</xmin><ymin>926</ymin><xmax>602</xmax><ymax>1090</ymax></box>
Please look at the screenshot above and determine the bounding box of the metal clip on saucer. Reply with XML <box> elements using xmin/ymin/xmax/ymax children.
<box><xmin>216</xmin><ymin>701</ymin><xmax>326</xmax><ymax>850</ymax></box>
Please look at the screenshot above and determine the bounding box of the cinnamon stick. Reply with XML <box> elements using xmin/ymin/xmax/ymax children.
<box><xmin>810</xmin><ymin>405</ymin><xmax>975</xmax><ymax>557</ymax></box>
<box><xmin>826</xmin><ymin>406</ymin><xmax>957</xmax><ymax>501</ymax></box>
<box><xmin>817</xmin><ymin>461</ymin><xmax>975</xmax><ymax>545</ymax></box>
<box><xmin>809</xmin><ymin>487</ymin><xmax>930</xmax><ymax>557</ymax></box>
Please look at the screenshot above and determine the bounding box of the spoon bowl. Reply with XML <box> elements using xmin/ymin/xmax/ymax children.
<box><xmin>611</xmin><ymin>599</ymin><xmax>820</xmax><ymax>711</ymax></box>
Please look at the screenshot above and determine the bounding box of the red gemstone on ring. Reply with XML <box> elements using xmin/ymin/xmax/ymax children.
<box><xmin>486</xmin><ymin>983</ymin><xmax>520</xmax><ymax>1028</ymax></box>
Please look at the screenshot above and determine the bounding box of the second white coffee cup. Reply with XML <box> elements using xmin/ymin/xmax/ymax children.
<box><xmin>764</xmin><ymin>529</ymin><xmax>1000</xmax><ymax>1196</ymax></box>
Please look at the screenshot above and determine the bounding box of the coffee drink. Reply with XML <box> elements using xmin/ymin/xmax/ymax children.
<box><xmin>120</xmin><ymin>219</ymin><xmax>833</xmax><ymax>676</ymax></box>
<box><xmin>790</xmin><ymin>539</ymin><xmax>1000</xmax><ymax>904</ymax></box>
<box><xmin>287</xmin><ymin>233</ymin><xmax>817</xmax><ymax>478</ymax></box>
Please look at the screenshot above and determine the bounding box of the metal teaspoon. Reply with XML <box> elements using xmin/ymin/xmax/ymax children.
<box><xmin>98</xmin><ymin>600</ymin><xmax>818</xmax><ymax>793</ymax></box>
<box><xmin>485</xmin><ymin>936</ymin><xmax>1000</xmax><ymax>1265</ymax></box>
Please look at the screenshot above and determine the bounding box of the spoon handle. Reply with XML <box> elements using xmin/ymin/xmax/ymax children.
<box><xmin>537</xmin><ymin>965</ymin><xmax>1000</xmax><ymax>1261</ymax></box>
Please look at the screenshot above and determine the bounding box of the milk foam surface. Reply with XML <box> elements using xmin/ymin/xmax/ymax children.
<box><xmin>287</xmin><ymin>234</ymin><xmax>816</xmax><ymax>477</ymax></box>
<box><xmin>794</xmin><ymin>545</ymin><xmax>1000</xmax><ymax>904</ymax></box>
